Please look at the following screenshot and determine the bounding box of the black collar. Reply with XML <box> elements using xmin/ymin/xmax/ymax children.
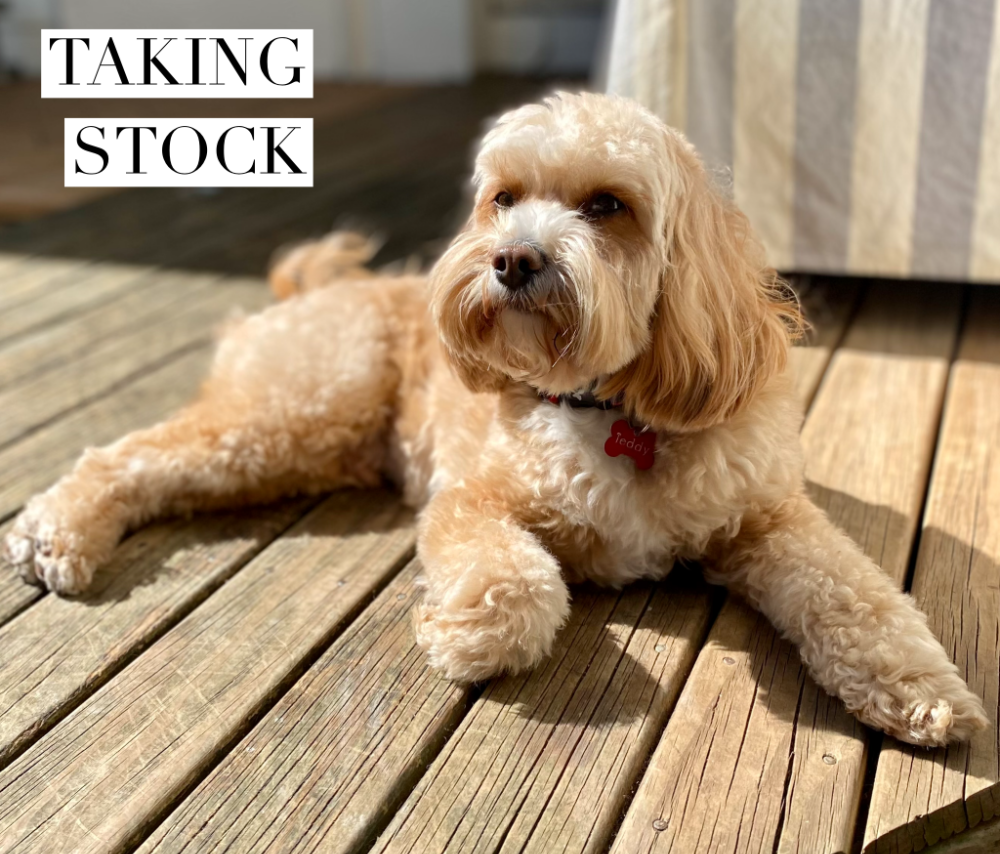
<box><xmin>538</xmin><ymin>386</ymin><xmax>625</xmax><ymax>411</ymax></box>
<box><xmin>534</xmin><ymin>383</ymin><xmax>658</xmax><ymax>455</ymax></box>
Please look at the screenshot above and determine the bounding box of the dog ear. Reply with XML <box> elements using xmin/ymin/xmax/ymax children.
<box><xmin>602</xmin><ymin>142</ymin><xmax>803</xmax><ymax>432</ymax></box>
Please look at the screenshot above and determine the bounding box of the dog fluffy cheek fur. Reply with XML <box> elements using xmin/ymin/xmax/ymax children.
<box><xmin>413</xmin><ymin>487</ymin><xmax>571</xmax><ymax>683</ymax></box>
<box><xmin>429</xmin><ymin>228</ymin><xmax>512</xmax><ymax>393</ymax></box>
<box><xmin>429</xmin><ymin>202</ymin><xmax>659</xmax><ymax>397</ymax></box>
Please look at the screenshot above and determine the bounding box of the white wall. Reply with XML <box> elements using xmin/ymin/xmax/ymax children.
<box><xmin>60</xmin><ymin>0</ymin><xmax>472</xmax><ymax>81</ymax></box>
<box><xmin>3</xmin><ymin>0</ymin><xmax>602</xmax><ymax>81</ymax></box>
<box><xmin>61</xmin><ymin>0</ymin><xmax>352</xmax><ymax>78</ymax></box>
<box><xmin>362</xmin><ymin>0</ymin><xmax>471</xmax><ymax>82</ymax></box>
<box><xmin>1</xmin><ymin>0</ymin><xmax>59</xmax><ymax>75</ymax></box>
<box><xmin>472</xmin><ymin>0</ymin><xmax>606</xmax><ymax>76</ymax></box>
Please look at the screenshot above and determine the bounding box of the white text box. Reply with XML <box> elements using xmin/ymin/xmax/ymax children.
<box><xmin>65</xmin><ymin>118</ymin><xmax>314</xmax><ymax>187</ymax></box>
<box><xmin>42</xmin><ymin>30</ymin><xmax>313</xmax><ymax>98</ymax></box>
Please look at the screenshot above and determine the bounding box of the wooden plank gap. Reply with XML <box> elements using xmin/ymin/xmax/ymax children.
<box><xmin>0</xmin><ymin>491</ymin><xmax>416</xmax><ymax>854</ymax></box>
<box><xmin>864</xmin><ymin>287</ymin><xmax>1000</xmax><ymax>854</ymax></box>
<box><xmin>370</xmin><ymin>571</ymin><xmax>718</xmax><ymax>854</ymax></box>
<box><xmin>136</xmin><ymin>559</ymin><xmax>471</xmax><ymax>854</ymax></box>
<box><xmin>790</xmin><ymin>276</ymin><xmax>864</xmax><ymax>414</ymax></box>
<box><xmin>0</xmin><ymin>497</ymin><xmax>320</xmax><ymax>772</ymax></box>
<box><xmin>610</xmin><ymin>281</ymin><xmax>964</xmax><ymax>854</ymax></box>
<box><xmin>0</xmin><ymin>274</ymin><xmax>271</xmax><ymax>449</ymax></box>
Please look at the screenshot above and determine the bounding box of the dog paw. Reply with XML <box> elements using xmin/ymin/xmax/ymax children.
<box><xmin>2</xmin><ymin>498</ymin><xmax>97</xmax><ymax>595</ymax></box>
<box><xmin>901</xmin><ymin>697</ymin><xmax>988</xmax><ymax>747</ymax></box>
<box><xmin>413</xmin><ymin>577</ymin><xmax>569</xmax><ymax>683</ymax></box>
<box><xmin>858</xmin><ymin>679</ymin><xmax>988</xmax><ymax>747</ymax></box>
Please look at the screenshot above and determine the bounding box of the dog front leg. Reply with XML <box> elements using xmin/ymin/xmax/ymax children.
<box><xmin>414</xmin><ymin>485</ymin><xmax>570</xmax><ymax>683</ymax></box>
<box><xmin>707</xmin><ymin>493</ymin><xmax>987</xmax><ymax>746</ymax></box>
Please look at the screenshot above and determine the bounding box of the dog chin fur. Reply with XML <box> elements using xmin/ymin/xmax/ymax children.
<box><xmin>3</xmin><ymin>92</ymin><xmax>987</xmax><ymax>747</ymax></box>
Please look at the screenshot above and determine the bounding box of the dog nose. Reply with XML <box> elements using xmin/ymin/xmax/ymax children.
<box><xmin>492</xmin><ymin>244</ymin><xmax>544</xmax><ymax>290</ymax></box>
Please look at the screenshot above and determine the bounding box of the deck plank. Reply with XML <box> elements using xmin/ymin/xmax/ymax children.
<box><xmin>0</xmin><ymin>522</ymin><xmax>41</xmax><ymax>624</ymax></box>
<box><xmin>864</xmin><ymin>289</ymin><xmax>1000</xmax><ymax>854</ymax></box>
<box><xmin>610</xmin><ymin>282</ymin><xmax>963</xmax><ymax>854</ymax></box>
<box><xmin>0</xmin><ymin>492</ymin><xmax>414</xmax><ymax>854</ymax></box>
<box><xmin>0</xmin><ymin>270</ymin><xmax>226</xmax><ymax>388</ymax></box>
<box><xmin>0</xmin><ymin>500</ymin><xmax>314</xmax><ymax>770</ymax></box>
<box><xmin>0</xmin><ymin>347</ymin><xmax>212</xmax><ymax>523</ymax></box>
<box><xmin>368</xmin><ymin>576</ymin><xmax>716</xmax><ymax>854</ymax></box>
<box><xmin>0</xmin><ymin>275</ymin><xmax>269</xmax><ymax>447</ymax></box>
<box><xmin>0</xmin><ymin>256</ymin><xmax>102</xmax><ymax>314</ymax></box>
<box><xmin>138</xmin><ymin>560</ymin><xmax>469</xmax><ymax>854</ymax></box>
<box><xmin>0</xmin><ymin>252</ymin><xmax>34</xmax><ymax>276</ymax></box>
<box><xmin>0</xmin><ymin>261</ymin><xmax>158</xmax><ymax>343</ymax></box>
<box><xmin>789</xmin><ymin>277</ymin><xmax>860</xmax><ymax>410</ymax></box>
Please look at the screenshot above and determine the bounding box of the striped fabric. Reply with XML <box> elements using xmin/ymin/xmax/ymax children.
<box><xmin>606</xmin><ymin>0</ymin><xmax>1000</xmax><ymax>283</ymax></box>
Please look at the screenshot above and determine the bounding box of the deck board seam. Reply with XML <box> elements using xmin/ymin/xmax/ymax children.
<box><xmin>0</xmin><ymin>500</ymin><xmax>326</xmax><ymax>774</ymax></box>
<box><xmin>0</xmin><ymin>268</ymin><xmax>175</xmax><ymax>347</ymax></box>
<box><xmin>123</xmin><ymin>541</ymin><xmax>418</xmax><ymax>853</ymax></box>
<box><xmin>0</xmin><ymin>275</ymin><xmax>225</xmax><ymax>390</ymax></box>
<box><xmin>0</xmin><ymin>338</ymin><xmax>210</xmax><ymax>457</ymax></box>
<box><xmin>770</xmin><ymin>678</ymin><xmax>806</xmax><ymax>854</ymax></box>
<box><xmin>507</xmin><ymin>588</ymin><xmax>656</xmax><ymax>854</ymax></box>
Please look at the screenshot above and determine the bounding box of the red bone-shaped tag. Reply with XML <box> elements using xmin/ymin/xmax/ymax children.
<box><xmin>604</xmin><ymin>419</ymin><xmax>657</xmax><ymax>470</ymax></box>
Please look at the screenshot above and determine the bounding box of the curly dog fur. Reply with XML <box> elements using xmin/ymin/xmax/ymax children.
<box><xmin>3</xmin><ymin>92</ymin><xmax>986</xmax><ymax>747</ymax></box>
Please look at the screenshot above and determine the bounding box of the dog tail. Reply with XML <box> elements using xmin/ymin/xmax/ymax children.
<box><xmin>268</xmin><ymin>230</ymin><xmax>381</xmax><ymax>300</ymax></box>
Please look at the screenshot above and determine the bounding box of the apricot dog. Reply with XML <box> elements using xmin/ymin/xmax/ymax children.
<box><xmin>4</xmin><ymin>93</ymin><xmax>985</xmax><ymax>747</ymax></box>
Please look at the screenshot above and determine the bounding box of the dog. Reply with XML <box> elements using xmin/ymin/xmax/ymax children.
<box><xmin>3</xmin><ymin>92</ymin><xmax>986</xmax><ymax>747</ymax></box>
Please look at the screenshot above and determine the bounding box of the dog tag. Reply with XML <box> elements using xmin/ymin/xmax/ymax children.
<box><xmin>604</xmin><ymin>419</ymin><xmax>656</xmax><ymax>470</ymax></box>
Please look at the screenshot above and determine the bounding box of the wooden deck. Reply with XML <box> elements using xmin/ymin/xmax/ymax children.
<box><xmin>0</xmin><ymin>81</ymin><xmax>998</xmax><ymax>854</ymax></box>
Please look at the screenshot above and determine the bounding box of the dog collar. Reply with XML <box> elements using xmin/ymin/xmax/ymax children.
<box><xmin>537</xmin><ymin>386</ymin><xmax>656</xmax><ymax>470</ymax></box>
<box><xmin>538</xmin><ymin>387</ymin><xmax>625</xmax><ymax>410</ymax></box>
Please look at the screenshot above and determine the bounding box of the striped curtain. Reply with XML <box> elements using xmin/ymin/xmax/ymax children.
<box><xmin>606</xmin><ymin>0</ymin><xmax>1000</xmax><ymax>284</ymax></box>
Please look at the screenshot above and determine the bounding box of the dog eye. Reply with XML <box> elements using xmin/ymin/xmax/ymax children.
<box><xmin>494</xmin><ymin>191</ymin><xmax>515</xmax><ymax>208</ymax></box>
<box><xmin>583</xmin><ymin>193</ymin><xmax>624</xmax><ymax>218</ymax></box>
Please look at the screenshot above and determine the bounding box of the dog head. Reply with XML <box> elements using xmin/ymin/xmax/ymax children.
<box><xmin>430</xmin><ymin>91</ymin><xmax>802</xmax><ymax>431</ymax></box>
